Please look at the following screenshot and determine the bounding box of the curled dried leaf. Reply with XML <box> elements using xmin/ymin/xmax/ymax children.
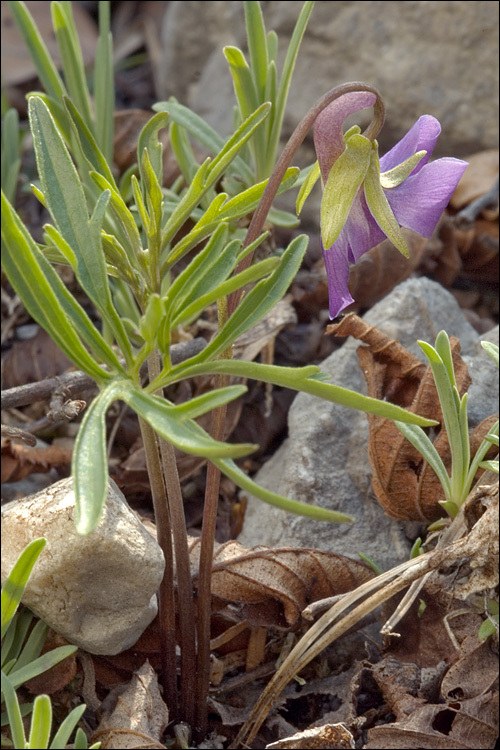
<box><xmin>189</xmin><ymin>536</ymin><xmax>374</xmax><ymax>629</ymax></box>
<box><xmin>327</xmin><ymin>315</ymin><xmax>472</xmax><ymax>521</ymax></box>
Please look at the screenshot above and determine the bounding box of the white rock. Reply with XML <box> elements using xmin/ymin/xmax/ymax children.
<box><xmin>1</xmin><ymin>478</ymin><xmax>165</xmax><ymax>655</ymax></box>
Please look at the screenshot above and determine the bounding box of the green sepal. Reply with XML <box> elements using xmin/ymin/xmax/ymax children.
<box><xmin>296</xmin><ymin>160</ymin><xmax>321</xmax><ymax>215</ymax></box>
<box><xmin>321</xmin><ymin>134</ymin><xmax>371</xmax><ymax>249</ymax></box>
<box><xmin>364</xmin><ymin>144</ymin><xmax>410</xmax><ymax>257</ymax></box>
<box><xmin>380</xmin><ymin>150</ymin><xmax>427</xmax><ymax>188</ymax></box>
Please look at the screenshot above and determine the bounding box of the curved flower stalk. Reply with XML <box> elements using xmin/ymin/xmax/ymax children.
<box><xmin>298</xmin><ymin>92</ymin><xmax>468</xmax><ymax>318</ymax></box>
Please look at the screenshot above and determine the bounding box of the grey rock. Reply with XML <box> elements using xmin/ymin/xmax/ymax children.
<box><xmin>238</xmin><ymin>278</ymin><xmax>498</xmax><ymax>569</ymax></box>
<box><xmin>160</xmin><ymin>1</ymin><xmax>498</xmax><ymax>160</ymax></box>
<box><xmin>464</xmin><ymin>325</ymin><xmax>499</xmax><ymax>427</ymax></box>
<box><xmin>1</xmin><ymin>478</ymin><xmax>165</xmax><ymax>655</ymax></box>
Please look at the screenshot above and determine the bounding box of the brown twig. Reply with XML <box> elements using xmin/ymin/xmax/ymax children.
<box><xmin>0</xmin><ymin>338</ymin><xmax>206</xmax><ymax>410</ymax></box>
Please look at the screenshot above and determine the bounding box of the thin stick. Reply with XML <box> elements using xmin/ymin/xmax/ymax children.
<box><xmin>137</xmin><ymin>415</ymin><xmax>178</xmax><ymax>719</ymax></box>
<box><xmin>1</xmin><ymin>338</ymin><xmax>206</xmax><ymax>410</ymax></box>
<box><xmin>147</xmin><ymin>350</ymin><xmax>197</xmax><ymax>729</ymax></box>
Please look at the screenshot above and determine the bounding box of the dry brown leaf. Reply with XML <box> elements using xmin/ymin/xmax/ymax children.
<box><xmin>189</xmin><ymin>536</ymin><xmax>374</xmax><ymax>630</ymax></box>
<box><xmin>441</xmin><ymin>634</ymin><xmax>499</xmax><ymax>702</ymax></box>
<box><xmin>1</xmin><ymin>440</ymin><xmax>72</xmax><ymax>483</ymax></box>
<box><xmin>91</xmin><ymin>660</ymin><xmax>169</xmax><ymax>749</ymax></box>
<box><xmin>450</xmin><ymin>150</ymin><xmax>499</xmax><ymax>210</ymax></box>
<box><xmin>1</xmin><ymin>328</ymin><xmax>74</xmax><ymax>389</ymax></box>
<box><xmin>327</xmin><ymin>314</ymin><xmax>475</xmax><ymax>521</ymax></box>
<box><xmin>266</xmin><ymin>723</ymin><xmax>355</xmax><ymax>749</ymax></box>
<box><xmin>365</xmin><ymin>693</ymin><xmax>499</xmax><ymax>749</ymax></box>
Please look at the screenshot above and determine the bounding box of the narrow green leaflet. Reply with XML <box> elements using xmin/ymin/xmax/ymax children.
<box><xmin>5</xmin><ymin>646</ymin><xmax>77</xmax><ymax>692</ymax></box>
<box><xmin>28</xmin><ymin>694</ymin><xmax>51</xmax><ymax>749</ymax></box>
<box><xmin>172</xmin><ymin>257</ymin><xmax>280</xmax><ymax>329</ymax></box>
<box><xmin>122</xmin><ymin>385</ymin><xmax>258</xmax><ymax>461</ymax></box>
<box><xmin>51</xmin><ymin>1</ymin><xmax>94</xmax><ymax>131</ymax></box>
<box><xmin>394</xmin><ymin>422</ymin><xmax>452</xmax><ymax>499</ymax></box>
<box><xmin>137</xmin><ymin>112</ymin><xmax>169</xmax><ymax>188</ymax></box>
<box><xmin>206</xmin><ymin>102</ymin><xmax>271</xmax><ymax>185</ymax></box>
<box><xmin>1</xmin><ymin>539</ymin><xmax>46</xmax><ymax>639</ymax></box>
<box><xmin>8</xmin><ymin>1</ymin><xmax>66</xmax><ymax>107</ymax></box>
<box><xmin>244</xmin><ymin>1</ymin><xmax>268</xmax><ymax>99</ymax></box>
<box><xmin>156</xmin><ymin>359</ymin><xmax>438</xmax><ymax>428</ymax></box>
<box><xmin>49</xmin><ymin>704</ymin><xmax>86</xmax><ymax>750</ymax></box>
<box><xmin>481</xmin><ymin>340</ymin><xmax>499</xmax><ymax>367</ymax></box>
<box><xmin>1</xmin><ymin>671</ymin><xmax>25</xmax><ymax>750</ymax></box>
<box><xmin>214</xmin><ymin>457</ymin><xmax>354</xmax><ymax>523</ymax></box>
<box><xmin>1</xmin><ymin>193</ymin><xmax>118</xmax><ymax>379</ymax></box>
<box><xmin>73</xmin><ymin>380</ymin><xmax>126</xmax><ymax>535</ymax></box>
<box><xmin>218</xmin><ymin>167</ymin><xmax>299</xmax><ymax>222</ymax></box>
<box><xmin>224</xmin><ymin>46</ymin><xmax>259</xmax><ymax>121</ymax></box>
<box><xmin>153</xmin><ymin>99</ymin><xmax>254</xmax><ymax>185</ymax></box>
<box><xmin>28</xmin><ymin>97</ymin><xmax>110</xmax><ymax>314</ymax></box>
<box><xmin>29</xmin><ymin>97</ymin><xmax>133</xmax><ymax>363</ymax></box>
<box><xmin>64</xmin><ymin>97</ymin><xmax>116</xmax><ymax>188</ymax></box>
<box><xmin>1</xmin><ymin>108</ymin><xmax>22</xmax><ymax>204</ymax></box>
<box><xmin>190</xmin><ymin>234</ymin><xmax>308</xmax><ymax>361</ymax></box>
<box><xmin>94</xmin><ymin>1</ymin><xmax>114</xmax><ymax>163</ymax></box>
<box><xmin>296</xmin><ymin>161</ymin><xmax>321</xmax><ymax>215</ymax></box>
<box><xmin>268</xmin><ymin>0</ymin><xmax>315</xmax><ymax>170</ymax></box>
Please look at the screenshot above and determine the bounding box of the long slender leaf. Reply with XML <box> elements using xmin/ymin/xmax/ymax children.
<box><xmin>1</xmin><ymin>108</ymin><xmax>22</xmax><ymax>203</ymax></box>
<box><xmin>121</xmin><ymin>384</ymin><xmax>257</xmax><ymax>461</ymax></box>
<box><xmin>94</xmin><ymin>1</ymin><xmax>114</xmax><ymax>163</ymax></box>
<box><xmin>153</xmin><ymin>358</ymin><xmax>439</xmax><ymax>427</ymax></box>
<box><xmin>153</xmin><ymin>99</ymin><xmax>254</xmax><ymax>184</ymax></box>
<box><xmin>1</xmin><ymin>539</ymin><xmax>46</xmax><ymax>639</ymax></box>
<box><xmin>2</xmin><ymin>193</ymin><xmax>122</xmax><ymax>376</ymax></box>
<box><xmin>28</xmin><ymin>694</ymin><xmax>52</xmax><ymax>749</ymax></box>
<box><xmin>49</xmin><ymin>704</ymin><xmax>86</xmax><ymax>750</ymax></box>
<box><xmin>28</xmin><ymin>97</ymin><xmax>110</xmax><ymax>313</ymax></box>
<box><xmin>3</xmin><ymin>646</ymin><xmax>77</xmax><ymax>692</ymax></box>
<box><xmin>172</xmin><ymin>256</ymin><xmax>280</xmax><ymax>329</ymax></box>
<box><xmin>244</xmin><ymin>1</ymin><xmax>269</xmax><ymax>99</ymax></box>
<box><xmin>2</xmin><ymin>196</ymin><xmax>116</xmax><ymax>381</ymax></box>
<box><xmin>212</xmin><ymin>456</ymin><xmax>354</xmax><ymax>523</ymax></box>
<box><xmin>268</xmin><ymin>0</ymin><xmax>315</xmax><ymax>170</ymax></box>
<box><xmin>1</xmin><ymin>671</ymin><xmax>26</xmax><ymax>750</ymax></box>
<box><xmin>191</xmin><ymin>234</ymin><xmax>308</xmax><ymax>361</ymax></box>
<box><xmin>51</xmin><ymin>2</ymin><xmax>94</xmax><ymax>130</ymax></box>
<box><xmin>73</xmin><ymin>380</ymin><xmax>126</xmax><ymax>534</ymax></box>
<box><xmin>394</xmin><ymin>422</ymin><xmax>452</xmax><ymax>499</ymax></box>
<box><xmin>223</xmin><ymin>46</ymin><xmax>259</xmax><ymax>120</ymax></box>
<box><xmin>8</xmin><ymin>1</ymin><xmax>66</xmax><ymax>105</ymax></box>
<box><xmin>64</xmin><ymin>97</ymin><xmax>116</xmax><ymax>187</ymax></box>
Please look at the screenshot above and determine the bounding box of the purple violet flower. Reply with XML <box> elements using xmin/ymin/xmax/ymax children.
<box><xmin>304</xmin><ymin>92</ymin><xmax>468</xmax><ymax>318</ymax></box>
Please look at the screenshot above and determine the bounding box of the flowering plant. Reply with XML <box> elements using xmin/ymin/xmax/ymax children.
<box><xmin>1</xmin><ymin>0</ymin><xmax>474</xmax><ymax>740</ymax></box>
<box><xmin>298</xmin><ymin>91</ymin><xmax>468</xmax><ymax>317</ymax></box>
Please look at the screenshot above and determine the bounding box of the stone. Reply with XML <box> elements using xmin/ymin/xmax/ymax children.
<box><xmin>158</xmin><ymin>1</ymin><xmax>498</xmax><ymax>226</ymax></box>
<box><xmin>1</xmin><ymin>478</ymin><xmax>165</xmax><ymax>655</ymax></box>
<box><xmin>238</xmin><ymin>278</ymin><xmax>499</xmax><ymax>570</ymax></box>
